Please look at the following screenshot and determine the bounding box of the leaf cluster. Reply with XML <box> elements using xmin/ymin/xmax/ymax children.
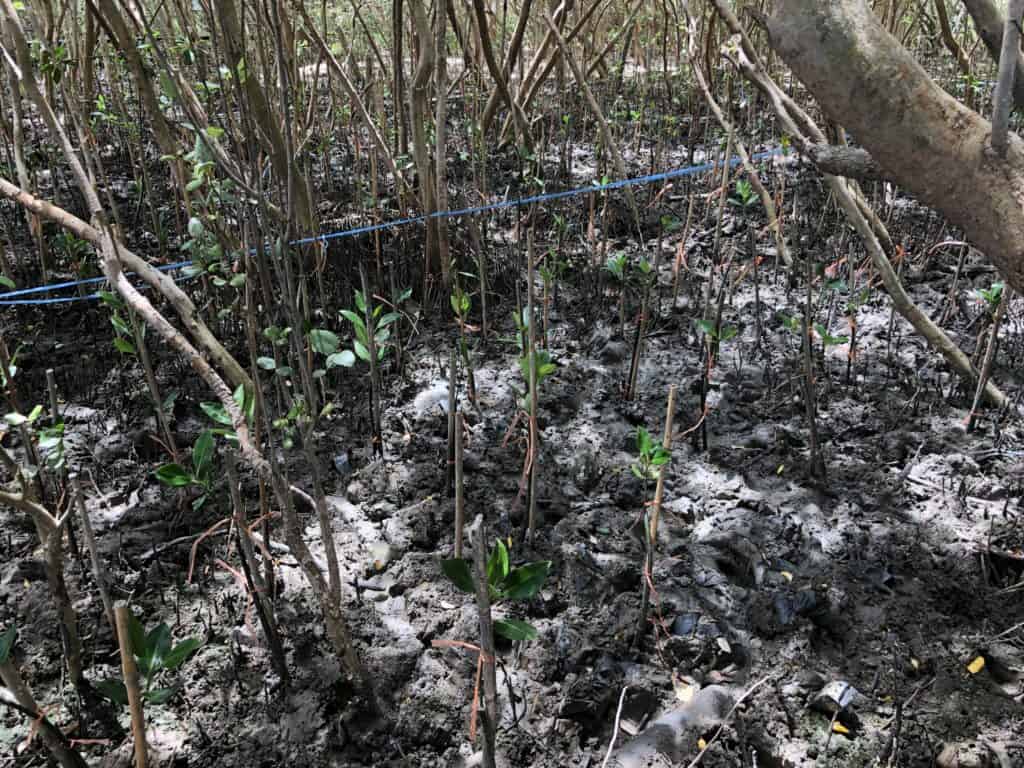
<box><xmin>97</xmin><ymin>612</ymin><xmax>202</xmax><ymax>707</ymax></box>
<box><xmin>441</xmin><ymin>541</ymin><xmax>551</xmax><ymax>641</ymax></box>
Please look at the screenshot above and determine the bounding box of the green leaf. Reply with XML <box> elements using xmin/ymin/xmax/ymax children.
<box><xmin>139</xmin><ymin>623</ymin><xmax>171</xmax><ymax>674</ymax></box>
<box><xmin>487</xmin><ymin>541</ymin><xmax>510</xmax><ymax>586</ymax></box>
<box><xmin>233</xmin><ymin>384</ymin><xmax>253</xmax><ymax>425</ymax></box>
<box><xmin>326</xmin><ymin>350</ymin><xmax>356</xmax><ymax>369</ymax></box>
<box><xmin>355</xmin><ymin>290</ymin><xmax>366</xmax><ymax>313</ymax></box>
<box><xmin>308</xmin><ymin>329</ymin><xmax>340</xmax><ymax>356</ymax></box>
<box><xmin>229</xmin><ymin>273</ymin><xmax>246</xmax><ymax>288</ymax></box>
<box><xmin>200</xmin><ymin>401</ymin><xmax>233</xmax><ymax>426</ymax></box>
<box><xmin>144</xmin><ymin>686</ymin><xmax>177</xmax><ymax>705</ymax></box>
<box><xmin>204</xmin><ymin>126</ymin><xmax>224</xmax><ymax>140</ymax></box>
<box><xmin>697</xmin><ymin>319</ymin><xmax>716</xmax><ymax>338</ymax></box>
<box><xmin>256</xmin><ymin>356</ymin><xmax>276</xmax><ymax>371</ymax></box>
<box><xmin>192</xmin><ymin>430</ymin><xmax>214</xmax><ymax>475</ymax></box>
<box><xmin>500</xmin><ymin>561</ymin><xmax>551</xmax><ymax>601</ymax></box>
<box><xmin>162</xmin><ymin>636</ymin><xmax>202</xmax><ymax>670</ymax></box>
<box><xmin>353</xmin><ymin>339</ymin><xmax>370</xmax><ymax>362</ymax></box>
<box><xmin>440</xmin><ymin>558</ymin><xmax>475</xmax><ymax>594</ymax></box>
<box><xmin>494</xmin><ymin>618</ymin><xmax>538</xmax><ymax>641</ymax></box>
<box><xmin>187</xmin><ymin>217</ymin><xmax>204</xmax><ymax>238</ymax></box>
<box><xmin>636</xmin><ymin>427</ymin><xmax>652</xmax><ymax>456</ymax></box>
<box><xmin>339</xmin><ymin>309</ymin><xmax>364</xmax><ymax>331</ymax></box>
<box><xmin>398</xmin><ymin>287</ymin><xmax>413</xmax><ymax>303</ymax></box>
<box><xmin>96</xmin><ymin>679</ymin><xmax>128</xmax><ymax>706</ymax></box>
<box><xmin>0</xmin><ymin>276</ymin><xmax>14</xmax><ymax>290</ymax></box>
<box><xmin>378</xmin><ymin>311</ymin><xmax>401</xmax><ymax>328</ymax></box>
<box><xmin>98</xmin><ymin>290</ymin><xmax>124</xmax><ymax>309</ymax></box>
<box><xmin>0</xmin><ymin>624</ymin><xmax>15</xmax><ymax>663</ymax></box>
<box><xmin>110</xmin><ymin>313</ymin><xmax>131</xmax><ymax>336</ymax></box>
<box><xmin>155</xmin><ymin>463</ymin><xmax>193</xmax><ymax>487</ymax></box>
<box><xmin>113</xmin><ymin>337</ymin><xmax>137</xmax><ymax>355</ymax></box>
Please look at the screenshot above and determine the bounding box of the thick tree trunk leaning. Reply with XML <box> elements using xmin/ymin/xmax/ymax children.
<box><xmin>767</xmin><ymin>0</ymin><xmax>1024</xmax><ymax>295</ymax></box>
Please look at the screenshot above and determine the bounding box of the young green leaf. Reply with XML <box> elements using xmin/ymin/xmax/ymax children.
<box><xmin>138</xmin><ymin>623</ymin><xmax>171</xmax><ymax>675</ymax></box>
<box><xmin>155</xmin><ymin>463</ymin><xmax>193</xmax><ymax>487</ymax></box>
<box><xmin>326</xmin><ymin>350</ymin><xmax>356</xmax><ymax>369</ymax></box>
<box><xmin>440</xmin><ymin>558</ymin><xmax>475</xmax><ymax>594</ymax></box>
<box><xmin>500</xmin><ymin>561</ymin><xmax>551</xmax><ymax>601</ymax></box>
<box><xmin>494</xmin><ymin>618</ymin><xmax>538</xmax><ymax>642</ymax></box>
<box><xmin>353</xmin><ymin>339</ymin><xmax>370</xmax><ymax>362</ymax></box>
<box><xmin>257</xmin><ymin>356</ymin><xmax>276</xmax><ymax>371</ymax></box>
<box><xmin>191</xmin><ymin>430</ymin><xmax>214</xmax><ymax>476</ymax></box>
<box><xmin>200</xmin><ymin>401</ymin><xmax>233</xmax><ymax>426</ymax></box>
<box><xmin>0</xmin><ymin>624</ymin><xmax>15</xmax><ymax>663</ymax></box>
<box><xmin>308</xmin><ymin>328</ymin><xmax>340</xmax><ymax>356</ymax></box>
<box><xmin>113</xmin><ymin>337</ymin><xmax>137</xmax><ymax>355</ymax></box>
<box><xmin>487</xmin><ymin>541</ymin><xmax>510</xmax><ymax>586</ymax></box>
<box><xmin>162</xmin><ymin>636</ymin><xmax>202</xmax><ymax>670</ymax></box>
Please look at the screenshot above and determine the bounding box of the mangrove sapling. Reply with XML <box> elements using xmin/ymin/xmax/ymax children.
<box><xmin>441</xmin><ymin>533</ymin><xmax>552</xmax><ymax>642</ymax></box>
<box><xmin>113</xmin><ymin>605</ymin><xmax>147</xmax><ymax>768</ymax></box>
<box><xmin>446</xmin><ymin>347</ymin><xmax>459</xmax><ymax>497</ymax></box>
<box><xmin>337</xmin><ymin>283</ymin><xmax>401</xmax><ymax>458</ymax></box>
<box><xmin>451</xmin><ymin>283</ymin><xmax>479</xmax><ymax>405</ymax></box>
<box><xmin>454</xmin><ymin>411</ymin><xmax>466</xmax><ymax>558</ymax></box>
<box><xmin>844</xmin><ymin>287</ymin><xmax>871</xmax><ymax>385</ymax></box>
<box><xmin>509</xmin><ymin>306</ymin><xmax>557</xmax><ymax>533</ymax></box>
<box><xmin>694</xmin><ymin>272</ymin><xmax>737</xmax><ymax>451</ymax></box>
<box><xmin>154</xmin><ymin>429</ymin><xmax>216</xmax><ymax>511</ymax></box>
<box><xmin>625</xmin><ymin>254</ymin><xmax>657</xmax><ymax>401</ymax></box>
<box><xmin>0</xmin><ymin>626</ymin><xmax>88</xmax><ymax>768</ymax></box>
<box><xmin>968</xmin><ymin>283</ymin><xmax>1011</xmax><ymax>432</ymax></box>
<box><xmin>605</xmin><ymin>250</ymin><xmax>628</xmax><ymax>339</ymax></box>
<box><xmin>97</xmin><ymin>609</ymin><xmax>202</xmax><ymax>708</ymax></box>
<box><xmin>631</xmin><ymin>422</ymin><xmax>672</xmax><ymax>648</ymax></box>
<box><xmin>525</xmin><ymin>225</ymin><xmax>541</xmax><ymax>540</ymax></box>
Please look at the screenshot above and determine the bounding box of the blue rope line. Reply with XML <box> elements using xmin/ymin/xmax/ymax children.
<box><xmin>0</xmin><ymin>260</ymin><xmax>194</xmax><ymax>299</ymax></box>
<box><xmin>1</xmin><ymin>148</ymin><xmax>783</xmax><ymax>307</ymax></box>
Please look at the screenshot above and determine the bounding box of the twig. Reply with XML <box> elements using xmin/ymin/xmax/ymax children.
<box><xmin>600</xmin><ymin>686</ymin><xmax>629</xmax><ymax>768</ymax></box>
<box><xmin>684</xmin><ymin>674</ymin><xmax>774</xmax><ymax>768</ymax></box>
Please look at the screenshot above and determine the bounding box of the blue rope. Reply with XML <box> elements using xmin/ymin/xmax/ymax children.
<box><xmin>1</xmin><ymin>148</ymin><xmax>783</xmax><ymax>307</ymax></box>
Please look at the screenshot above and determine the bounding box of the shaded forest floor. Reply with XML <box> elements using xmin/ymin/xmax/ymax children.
<box><xmin>2</xmin><ymin>136</ymin><xmax>1024</xmax><ymax>768</ymax></box>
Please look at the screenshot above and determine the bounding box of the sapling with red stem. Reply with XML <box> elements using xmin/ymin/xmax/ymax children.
<box><xmin>439</xmin><ymin>517</ymin><xmax>551</xmax><ymax>766</ymax></box>
<box><xmin>631</xmin><ymin>404</ymin><xmax>673</xmax><ymax>647</ymax></box>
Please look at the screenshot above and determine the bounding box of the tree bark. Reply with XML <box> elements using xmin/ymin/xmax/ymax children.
<box><xmin>963</xmin><ymin>0</ymin><xmax>1024</xmax><ymax>111</ymax></box>
<box><xmin>767</xmin><ymin>0</ymin><xmax>1024</xmax><ymax>294</ymax></box>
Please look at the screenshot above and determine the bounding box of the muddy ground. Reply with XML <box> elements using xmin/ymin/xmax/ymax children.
<box><xmin>2</xmin><ymin>146</ymin><xmax>1024</xmax><ymax>768</ymax></box>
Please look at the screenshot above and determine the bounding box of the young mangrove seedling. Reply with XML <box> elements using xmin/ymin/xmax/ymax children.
<box><xmin>154</xmin><ymin>429</ymin><xmax>215</xmax><ymax>510</ymax></box>
<box><xmin>632</xmin><ymin>423</ymin><xmax>672</xmax><ymax>649</ymax></box>
<box><xmin>441</xmin><ymin>539</ymin><xmax>551</xmax><ymax>641</ymax></box>
<box><xmin>97</xmin><ymin>611</ymin><xmax>202</xmax><ymax>707</ymax></box>
<box><xmin>728</xmin><ymin>177</ymin><xmax>761</xmax><ymax>210</ymax></box>
<box><xmin>451</xmin><ymin>283</ymin><xmax>478</xmax><ymax>404</ymax></box>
